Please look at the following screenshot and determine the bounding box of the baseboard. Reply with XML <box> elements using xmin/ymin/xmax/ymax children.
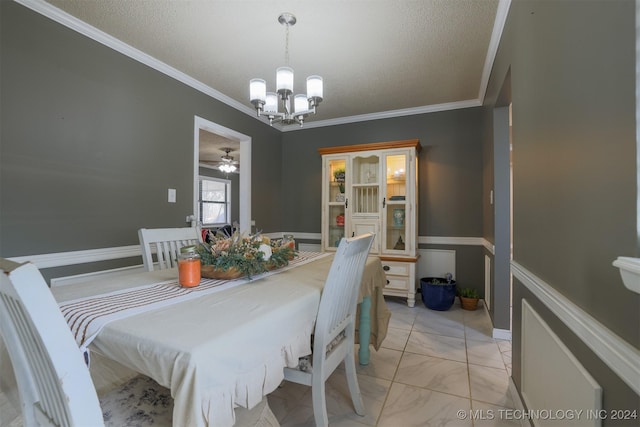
<box><xmin>493</xmin><ymin>328</ymin><xmax>512</xmax><ymax>340</ymax></box>
<box><xmin>508</xmin><ymin>377</ymin><xmax>532</xmax><ymax>427</ymax></box>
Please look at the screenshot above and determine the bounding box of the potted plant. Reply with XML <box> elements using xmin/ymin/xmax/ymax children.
<box><xmin>420</xmin><ymin>273</ymin><xmax>456</xmax><ymax>311</ymax></box>
<box><xmin>458</xmin><ymin>287</ymin><xmax>480</xmax><ymax>311</ymax></box>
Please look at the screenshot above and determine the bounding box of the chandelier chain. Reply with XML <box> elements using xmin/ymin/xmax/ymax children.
<box><xmin>284</xmin><ymin>22</ymin><xmax>290</xmax><ymax>66</ymax></box>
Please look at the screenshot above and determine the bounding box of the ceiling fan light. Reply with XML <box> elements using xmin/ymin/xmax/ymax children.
<box><xmin>294</xmin><ymin>94</ymin><xmax>309</xmax><ymax>113</ymax></box>
<box><xmin>276</xmin><ymin>67</ymin><xmax>293</xmax><ymax>95</ymax></box>
<box><xmin>249</xmin><ymin>78</ymin><xmax>266</xmax><ymax>103</ymax></box>
<box><xmin>264</xmin><ymin>92</ymin><xmax>278</xmax><ymax>113</ymax></box>
<box><xmin>219</xmin><ymin>163</ymin><xmax>237</xmax><ymax>173</ymax></box>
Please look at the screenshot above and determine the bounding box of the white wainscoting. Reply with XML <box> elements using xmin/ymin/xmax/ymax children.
<box><xmin>417</xmin><ymin>248</ymin><xmax>456</xmax><ymax>280</ymax></box>
<box><xmin>521</xmin><ymin>299</ymin><xmax>602</xmax><ymax>427</ymax></box>
<box><xmin>513</xmin><ymin>261</ymin><xmax>640</xmax><ymax>396</ymax></box>
<box><xmin>484</xmin><ymin>254</ymin><xmax>492</xmax><ymax>310</ymax></box>
<box><xmin>298</xmin><ymin>243</ymin><xmax>321</xmax><ymax>252</ymax></box>
<box><xmin>50</xmin><ymin>265</ymin><xmax>147</xmax><ymax>287</ymax></box>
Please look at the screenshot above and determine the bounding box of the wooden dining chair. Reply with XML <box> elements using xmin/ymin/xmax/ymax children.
<box><xmin>138</xmin><ymin>226</ymin><xmax>202</xmax><ymax>271</ymax></box>
<box><xmin>283</xmin><ymin>233</ymin><xmax>375</xmax><ymax>427</ymax></box>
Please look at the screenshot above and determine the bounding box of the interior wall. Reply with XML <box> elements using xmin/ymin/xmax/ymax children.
<box><xmin>0</xmin><ymin>1</ymin><xmax>281</xmax><ymax>270</ymax></box>
<box><xmin>280</xmin><ymin>108</ymin><xmax>485</xmax><ymax>239</ymax></box>
<box><xmin>483</xmin><ymin>0</ymin><xmax>639</xmax><ymax>420</ymax></box>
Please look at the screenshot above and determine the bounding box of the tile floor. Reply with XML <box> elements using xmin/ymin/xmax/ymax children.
<box><xmin>268</xmin><ymin>296</ymin><xmax>519</xmax><ymax>427</ymax></box>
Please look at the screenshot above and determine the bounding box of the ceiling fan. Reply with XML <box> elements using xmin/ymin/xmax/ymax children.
<box><xmin>214</xmin><ymin>148</ymin><xmax>239</xmax><ymax>173</ymax></box>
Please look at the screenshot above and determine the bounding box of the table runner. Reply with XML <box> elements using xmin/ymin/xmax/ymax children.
<box><xmin>59</xmin><ymin>251</ymin><xmax>329</xmax><ymax>357</ymax></box>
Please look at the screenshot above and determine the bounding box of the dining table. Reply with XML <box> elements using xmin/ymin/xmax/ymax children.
<box><xmin>48</xmin><ymin>251</ymin><xmax>391</xmax><ymax>427</ymax></box>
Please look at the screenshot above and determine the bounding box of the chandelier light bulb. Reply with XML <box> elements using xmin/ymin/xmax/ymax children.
<box><xmin>276</xmin><ymin>67</ymin><xmax>294</xmax><ymax>95</ymax></box>
<box><xmin>264</xmin><ymin>92</ymin><xmax>278</xmax><ymax>114</ymax></box>
<box><xmin>294</xmin><ymin>94</ymin><xmax>308</xmax><ymax>114</ymax></box>
<box><xmin>249</xmin><ymin>79</ymin><xmax>266</xmax><ymax>104</ymax></box>
<box><xmin>306</xmin><ymin>76</ymin><xmax>323</xmax><ymax>100</ymax></box>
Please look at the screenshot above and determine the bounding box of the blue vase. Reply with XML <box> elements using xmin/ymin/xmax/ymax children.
<box><xmin>421</xmin><ymin>278</ymin><xmax>457</xmax><ymax>311</ymax></box>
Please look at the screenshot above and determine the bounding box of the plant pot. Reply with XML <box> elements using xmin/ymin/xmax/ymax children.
<box><xmin>460</xmin><ymin>296</ymin><xmax>479</xmax><ymax>311</ymax></box>
<box><xmin>200</xmin><ymin>265</ymin><xmax>243</xmax><ymax>280</ymax></box>
<box><xmin>420</xmin><ymin>277</ymin><xmax>456</xmax><ymax>311</ymax></box>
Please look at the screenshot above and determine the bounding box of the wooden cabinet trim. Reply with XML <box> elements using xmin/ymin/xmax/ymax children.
<box><xmin>318</xmin><ymin>139</ymin><xmax>421</xmax><ymax>156</ymax></box>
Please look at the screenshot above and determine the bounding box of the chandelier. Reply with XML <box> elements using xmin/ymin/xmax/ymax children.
<box><xmin>249</xmin><ymin>13</ymin><xmax>323</xmax><ymax>127</ymax></box>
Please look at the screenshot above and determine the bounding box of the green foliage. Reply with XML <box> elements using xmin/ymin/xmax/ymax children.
<box><xmin>196</xmin><ymin>232</ymin><xmax>297</xmax><ymax>279</ymax></box>
<box><xmin>458</xmin><ymin>287</ymin><xmax>479</xmax><ymax>299</ymax></box>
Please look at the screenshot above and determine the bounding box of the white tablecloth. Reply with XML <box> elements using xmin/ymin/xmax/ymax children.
<box><xmin>0</xmin><ymin>254</ymin><xmax>390</xmax><ymax>427</ymax></box>
<box><xmin>53</xmin><ymin>261</ymin><xmax>329</xmax><ymax>427</ymax></box>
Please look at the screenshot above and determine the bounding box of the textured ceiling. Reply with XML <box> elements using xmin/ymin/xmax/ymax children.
<box><xmin>32</xmin><ymin>0</ymin><xmax>506</xmax><ymax>163</ymax></box>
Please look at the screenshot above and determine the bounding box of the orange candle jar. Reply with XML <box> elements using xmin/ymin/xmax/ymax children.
<box><xmin>178</xmin><ymin>245</ymin><xmax>201</xmax><ymax>287</ymax></box>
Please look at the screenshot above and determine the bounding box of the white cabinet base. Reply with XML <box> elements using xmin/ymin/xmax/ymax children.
<box><xmin>380</xmin><ymin>257</ymin><xmax>417</xmax><ymax>307</ymax></box>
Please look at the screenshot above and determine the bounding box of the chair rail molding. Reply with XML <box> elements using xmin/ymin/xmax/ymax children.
<box><xmin>512</xmin><ymin>260</ymin><xmax>640</xmax><ymax>395</ymax></box>
<box><xmin>7</xmin><ymin>245</ymin><xmax>142</xmax><ymax>269</ymax></box>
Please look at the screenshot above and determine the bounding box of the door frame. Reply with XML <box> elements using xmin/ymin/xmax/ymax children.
<box><xmin>193</xmin><ymin>116</ymin><xmax>252</xmax><ymax>233</ymax></box>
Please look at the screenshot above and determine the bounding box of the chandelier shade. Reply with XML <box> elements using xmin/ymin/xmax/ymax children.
<box><xmin>249</xmin><ymin>13</ymin><xmax>323</xmax><ymax>127</ymax></box>
<box><xmin>276</xmin><ymin>67</ymin><xmax>294</xmax><ymax>94</ymax></box>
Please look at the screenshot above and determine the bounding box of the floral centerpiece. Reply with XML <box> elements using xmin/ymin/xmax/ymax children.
<box><xmin>196</xmin><ymin>231</ymin><xmax>296</xmax><ymax>279</ymax></box>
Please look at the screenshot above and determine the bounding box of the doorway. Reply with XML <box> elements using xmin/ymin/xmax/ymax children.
<box><xmin>492</xmin><ymin>68</ymin><xmax>513</xmax><ymax>336</ymax></box>
<box><xmin>193</xmin><ymin>116</ymin><xmax>252</xmax><ymax>233</ymax></box>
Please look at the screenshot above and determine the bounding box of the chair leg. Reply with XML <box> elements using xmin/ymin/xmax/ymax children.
<box><xmin>344</xmin><ymin>349</ymin><xmax>365</xmax><ymax>416</ymax></box>
<box><xmin>311</xmin><ymin>374</ymin><xmax>329</xmax><ymax>427</ymax></box>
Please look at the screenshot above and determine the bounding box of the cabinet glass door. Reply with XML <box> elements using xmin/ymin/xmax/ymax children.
<box><xmin>351</xmin><ymin>154</ymin><xmax>380</xmax><ymax>215</ymax></box>
<box><xmin>383</xmin><ymin>153</ymin><xmax>409</xmax><ymax>253</ymax></box>
<box><xmin>327</xmin><ymin>157</ymin><xmax>347</xmax><ymax>248</ymax></box>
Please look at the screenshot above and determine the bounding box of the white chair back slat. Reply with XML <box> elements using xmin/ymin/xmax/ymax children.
<box><xmin>138</xmin><ymin>227</ymin><xmax>202</xmax><ymax>271</ymax></box>
<box><xmin>283</xmin><ymin>233</ymin><xmax>374</xmax><ymax>427</ymax></box>
<box><xmin>0</xmin><ymin>258</ymin><xmax>105</xmax><ymax>427</ymax></box>
<box><xmin>314</xmin><ymin>235</ymin><xmax>372</xmax><ymax>350</ymax></box>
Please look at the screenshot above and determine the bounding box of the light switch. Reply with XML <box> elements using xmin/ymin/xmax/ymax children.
<box><xmin>168</xmin><ymin>188</ymin><xmax>177</xmax><ymax>203</ymax></box>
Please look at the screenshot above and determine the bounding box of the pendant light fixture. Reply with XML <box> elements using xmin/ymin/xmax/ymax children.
<box><xmin>249</xmin><ymin>13</ymin><xmax>323</xmax><ymax>127</ymax></box>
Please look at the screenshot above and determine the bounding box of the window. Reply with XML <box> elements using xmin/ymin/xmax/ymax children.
<box><xmin>198</xmin><ymin>177</ymin><xmax>231</xmax><ymax>226</ymax></box>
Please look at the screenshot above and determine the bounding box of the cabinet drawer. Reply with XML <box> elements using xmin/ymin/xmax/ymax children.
<box><xmin>380</xmin><ymin>262</ymin><xmax>409</xmax><ymax>277</ymax></box>
<box><xmin>384</xmin><ymin>275</ymin><xmax>410</xmax><ymax>291</ymax></box>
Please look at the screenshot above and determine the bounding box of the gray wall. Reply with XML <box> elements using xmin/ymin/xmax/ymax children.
<box><xmin>1</xmin><ymin>2</ymin><xmax>488</xmax><ymax>291</ymax></box>
<box><xmin>483</xmin><ymin>0</ymin><xmax>639</xmax><ymax>421</ymax></box>
<box><xmin>1</xmin><ymin>1</ymin><xmax>281</xmax><ymax>272</ymax></box>
<box><xmin>280</xmin><ymin>109</ymin><xmax>485</xmax><ymax>238</ymax></box>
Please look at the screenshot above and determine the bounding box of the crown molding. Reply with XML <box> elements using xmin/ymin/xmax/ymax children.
<box><xmin>281</xmin><ymin>99</ymin><xmax>482</xmax><ymax>132</ymax></box>
<box><xmin>478</xmin><ymin>0</ymin><xmax>512</xmax><ymax>103</ymax></box>
<box><xmin>16</xmin><ymin>0</ymin><xmax>506</xmax><ymax>132</ymax></box>
<box><xmin>14</xmin><ymin>0</ymin><xmax>260</xmax><ymax>122</ymax></box>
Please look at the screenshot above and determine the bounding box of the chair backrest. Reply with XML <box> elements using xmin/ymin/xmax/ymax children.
<box><xmin>138</xmin><ymin>227</ymin><xmax>202</xmax><ymax>271</ymax></box>
<box><xmin>313</xmin><ymin>233</ymin><xmax>375</xmax><ymax>357</ymax></box>
<box><xmin>0</xmin><ymin>258</ymin><xmax>104</xmax><ymax>427</ymax></box>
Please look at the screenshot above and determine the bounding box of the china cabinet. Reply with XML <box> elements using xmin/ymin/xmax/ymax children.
<box><xmin>319</xmin><ymin>139</ymin><xmax>421</xmax><ymax>306</ymax></box>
